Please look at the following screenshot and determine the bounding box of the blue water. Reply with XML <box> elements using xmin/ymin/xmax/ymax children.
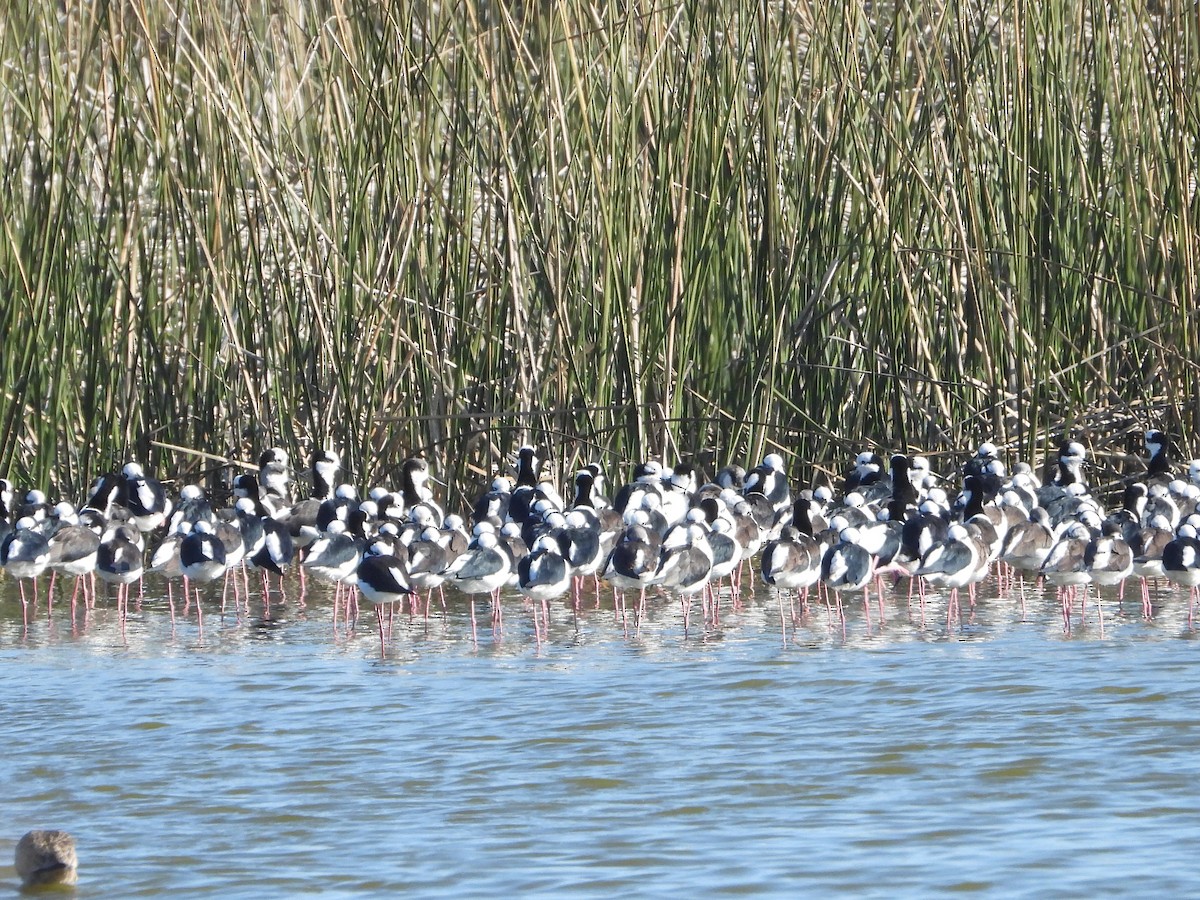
<box><xmin>3</xmin><ymin>576</ymin><xmax>1199</xmax><ymax>897</ymax></box>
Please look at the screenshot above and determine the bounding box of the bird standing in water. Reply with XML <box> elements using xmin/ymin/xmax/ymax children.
<box><xmin>356</xmin><ymin>551</ymin><xmax>413</xmax><ymax>656</ymax></box>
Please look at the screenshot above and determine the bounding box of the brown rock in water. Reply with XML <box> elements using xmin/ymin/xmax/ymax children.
<box><xmin>14</xmin><ymin>830</ymin><xmax>78</xmax><ymax>886</ymax></box>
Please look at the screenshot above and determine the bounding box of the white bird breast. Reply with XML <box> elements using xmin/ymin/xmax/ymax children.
<box><xmin>827</xmin><ymin>550</ymin><xmax>849</xmax><ymax>582</ymax></box>
<box><xmin>137</xmin><ymin>481</ymin><xmax>157</xmax><ymax>510</ymax></box>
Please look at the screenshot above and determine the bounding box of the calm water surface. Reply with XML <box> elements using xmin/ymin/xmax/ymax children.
<box><xmin>2</xmin><ymin>574</ymin><xmax>1198</xmax><ymax>897</ymax></box>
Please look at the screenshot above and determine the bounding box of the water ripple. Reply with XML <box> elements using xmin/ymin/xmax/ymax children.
<box><xmin>3</xmin><ymin>574</ymin><xmax>1200</xmax><ymax>895</ymax></box>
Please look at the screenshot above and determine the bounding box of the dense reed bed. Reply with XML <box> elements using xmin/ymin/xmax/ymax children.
<box><xmin>1</xmin><ymin>0</ymin><xmax>1197</xmax><ymax>503</ymax></box>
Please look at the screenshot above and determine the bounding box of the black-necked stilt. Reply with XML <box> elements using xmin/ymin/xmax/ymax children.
<box><xmin>497</xmin><ymin>521</ymin><xmax>528</xmax><ymax>580</ymax></box>
<box><xmin>653</xmin><ymin>463</ymin><xmax>695</xmax><ymax>528</ymax></box>
<box><xmin>47</xmin><ymin>506</ymin><xmax>100</xmax><ymax>609</ymax></box>
<box><xmin>570</xmin><ymin>467</ymin><xmax>606</xmax><ymax>512</ymax></box>
<box><xmin>1143</xmin><ymin>482</ymin><xmax>1180</xmax><ymax>529</ymax></box>
<box><xmin>1041</xmin><ymin>521</ymin><xmax>1095</xmax><ymax>624</ymax></box>
<box><xmin>518</xmin><ymin>531</ymin><xmax>573</xmax><ymax>602</ymax></box>
<box><xmin>1085</xmin><ymin>527</ymin><xmax>1133</xmax><ymax>596</ymax></box>
<box><xmin>915</xmin><ymin>523</ymin><xmax>989</xmax><ymax>617</ymax></box>
<box><xmin>518</xmin><ymin>501</ymin><xmax>562</xmax><ymax>550</ymax></box>
<box><xmin>1105</xmin><ymin>482</ymin><xmax>1147</xmax><ymax>540</ymax></box>
<box><xmin>963</xmin><ymin>511</ymin><xmax>1003</xmax><ymax>571</ymax></box>
<box><xmin>448</xmin><ymin>524</ymin><xmax>512</xmax><ymax>596</ymax></box>
<box><xmin>258</xmin><ymin>447</ymin><xmax>293</xmax><ymax>506</ymax></box>
<box><xmin>1005</xmin><ymin>468</ymin><xmax>1040</xmax><ymax>513</ymax></box>
<box><xmin>149</xmin><ymin>525</ymin><xmax>188</xmax><ymax>584</ymax></box>
<box><xmin>365</xmin><ymin>526</ymin><xmax>404</xmax><ymax>562</ymax></box>
<box><xmin>706</xmin><ymin>517</ymin><xmax>742</xmax><ymax>590</ymax></box>
<box><xmin>238</xmin><ymin>498</ymin><xmax>293</xmax><ymax>601</ymax></box>
<box><xmin>367</xmin><ymin>485</ymin><xmax>396</xmax><ymax>522</ymax></box>
<box><xmin>1171</xmin><ymin>480</ymin><xmax>1200</xmax><ymax>522</ymax></box>
<box><xmin>356</xmin><ymin>551</ymin><xmax>413</xmax><ymax>653</ymax></box>
<box><xmin>250</xmin><ymin>515</ymin><xmax>294</xmax><ymax>595</ymax></box>
<box><xmin>584</xmin><ymin>461</ymin><xmax>609</xmax><ymax>500</ymax></box>
<box><xmin>885</xmin><ymin>454</ymin><xmax>918</xmax><ymax>521</ymax></box>
<box><xmin>963</xmin><ymin>441</ymin><xmax>1007</xmax><ymax>499</ymax></box>
<box><xmin>907</xmin><ymin>455</ymin><xmax>934</xmax><ymax>494</ymax></box>
<box><xmin>440</xmin><ymin>514</ymin><xmax>470</xmax><ymax>560</ymax></box>
<box><xmin>652</xmin><ymin>511</ymin><xmax>713</xmax><ymax>630</ymax></box>
<box><xmin>2</xmin><ymin>516</ymin><xmax>52</xmax><ymax>608</ymax></box>
<box><xmin>560</xmin><ymin>508</ymin><xmax>606</xmax><ymax>605</ymax></box>
<box><xmin>233</xmin><ymin>473</ymin><xmax>277</xmax><ymax>518</ymax></box>
<box><xmin>121</xmin><ymin>462</ymin><xmax>171</xmax><ymax>532</ymax></box>
<box><xmin>761</xmin><ymin>524</ymin><xmax>824</xmax><ymax>615</ymax></box>
<box><xmin>301</xmin><ymin>519</ymin><xmax>364</xmax><ymax>614</ymax></box>
<box><xmin>472</xmin><ymin>475</ymin><xmax>514</xmax><ymax>527</ymax></box>
<box><xmin>179</xmin><ymin>520</ymin><xmax>228</xmax><ymax>607</ymax></box>
<box><xmin>303</xmin><ymin>521</ymin><xmax>363</xmax><ymax>584</ymax></box>
<box><xmin>402</xmin><ymin>525</ymin><xmax>450</xmax><ymax>615</ymax></box>
<box><xmin>853</xmin><ymin>514</ymin><xmax>902</xmax><ymax>567</ymax></box>
<box><xmin>399</xmin><ymin>457</ymin><xmax>443</xmax><ymax>524</ymax></box>
<box><xmin>311</xmin><ymin>450</ymin><xmax>340</xmax><ymax>499</ymax></box>
<box><xmin>214</xmin><ymin>514</ymin><xmax>246</xmax><ymax>568</ymax></box>
<box><xmin>505</xmin><ymin>484</ymin><xmax>539</xmax><ymax>528</ymax></box>
<box><xmin>518</xmin><ymin>530</ymin><xmax>572</xmax><ymax>641</ymax></box>
<box><xmin>735</xmin><ymin>489</ymin><xmax>777</xmax><ymax>538</ymax></box>
<box><xmin>97</xmin><ymin>523</ymin><xmax>145</xmax><ymax>612</ymax></box>
<box><xmin>612</xmin><ymin>461</ymin><xmax>665</xmax><ymax>515</ymax></box>
<box><xmin>1130</xmin><ymin>513</ymin><xmax>1173</xmax><ymax>615</ymax></box>
<box><xmin>999</xmin><ymin>507</ymin><xmax>1055</xmax><ymax>577</ymax></box>
<box><xmin>744</xmin><ymin>452</ymin><xmax>791</xmax><ymax>519</ymax></box>
<box><xmin>1040</xmin><ymin>482</ymin><xmax>1101</xmax><ymax>528</ymax></box>
<box><xmin>281</xmin><ymin>450</ymin><xmax>341</xmax><ymax>549</ymax></box>
<box><xmin>1041</xmin><ymin>522</ymin><xmax>1095</xmax><ymax>583</ymax></box>
<box><xmin>1187</xmin><ymin>459</ymin><xmax>1200</xmax><ymax>488</ymax></box>
<box><xmin>654</xmin><ymin>512</ymin><xmax>713</xmax><ymax>593</ymax></box>
<box><xmin>1050</xmin><ymin>440</ymin><xmax>1089</xmax><ymax>489</ymax></box>
<box><xmin>899</xmin><ymin>500</ymin><xmax>950</xmax><ymax>571</ymax></box>
<box><xmin>315</xmin><ymin>483</ymin><xmax>359</xmax><ymax>532</ymax></box>
<box><xmin>361</xmin><ymin>533</ymin><xmax>401</xmax><ymax>572</ymax></box>
<box><xmin>569</xmin><ymin>474</ymin><xmax>622</xmax><ymax>552</ymax></box>
<box><xmin>0</xmin><ymin>476</ymin><xmax>15</xmax><ymax>520</ymax></box>
<box><xmin>604</xmin><ymin>512</ymin><xmax>663</xmax><ymax>616</ymax></box>
<box><xmin>963</xmin><ymin>441</ymin><xmax>1000</xmax><ymax>479</ymax></box>
<box><xmin>715</xmin><ymin>463</ymin><xmax>746</xmax><ymax>492</ymax></box>
<box><xmin>727</xmin><ymin>492</ymin><xmax>766</xmax><ymax>562</ymax></box>
<box><xmin>821</xmin><ymin>526</ymin><xmax>875</xmax><ymax>620</ymax></box>
<box><xmin>513</xmin><ymin>445</ymin><xmax>542</xmax><ymax>488</ymax></box>
<box><xmin>1163</xmin><ymin>523</ymin><xmax>1200</xmax><ymax>622</ymax></box>
<box><xmin>180</xmin><ymin>520</ymin><xmax>227</xmax><ymax>582</ymax></box>
<box><xmin>82</xmin><ymin>472</ymin><xmax>123</xmax><ymax>522</ymax></box>
<box><xmin>1144</xmin><ymin>430</ymin><xmax>1173</xmax><ymax>482</ymax></box>
<box><xmin>828</xmin><ymin>493</ymin><xmax>873</xmax><ymax>529</ymax></box>
<box><xmin>842</xmin><ymin>451</ymin><xmax>885</xmax><ymax>493</ymax></box>
<box><xmin>446</xmin><ymin>523</ymin><xmax>513</xmax><ymax>630</ymax></box>
<box><xmin>170</xmin><ymin>483</ymin><xmax>217</xmax><ymax>534</ymax></box>
<box><xmin>17</xmin><ymin>489</ymin><xmax>53</xmax><ymax>522</ymax></box>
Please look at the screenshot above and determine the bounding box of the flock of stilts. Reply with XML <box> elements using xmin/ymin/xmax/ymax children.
<box><xmin>2</xmin><ymin>431</ymin><xmax>1199</xmax><ymax>648</ymax></box>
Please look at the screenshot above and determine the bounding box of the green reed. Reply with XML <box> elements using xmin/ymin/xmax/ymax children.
<box><xmin>0</xmin><ymin>0</ymin><xmax>1196</xmax><ymax>501</ymax></box>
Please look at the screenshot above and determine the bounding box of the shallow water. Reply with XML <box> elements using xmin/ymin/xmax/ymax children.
<box><xmin>2</xmin><ymin>572</ymin><xmax>1199</xmax><ymax>897</ymax></box>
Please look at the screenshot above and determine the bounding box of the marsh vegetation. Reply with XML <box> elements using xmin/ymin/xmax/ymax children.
<box><xmin>1</xmin><ymin>0</ymin><xmax>1197</xmax><ymax>501</ymax></box>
